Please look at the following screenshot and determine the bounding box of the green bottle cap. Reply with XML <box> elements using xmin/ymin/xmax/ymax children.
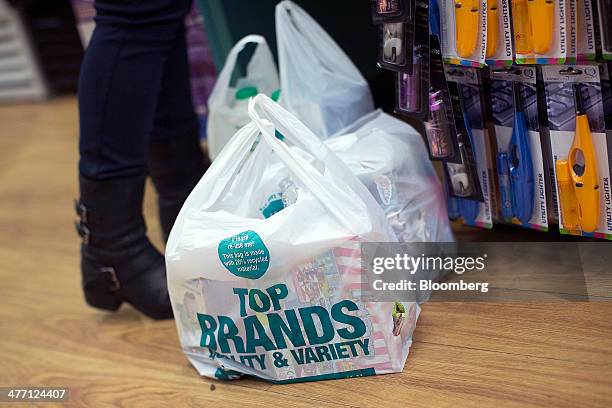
<box><xmin>235</xmin><ymin>86</ymin><xmax>258</xmax><ymax>100</ymax></box>
<box><xmin>271</xmin><ymin>89</ymin><xmax>281</xmax><ymax>102</ymax></box>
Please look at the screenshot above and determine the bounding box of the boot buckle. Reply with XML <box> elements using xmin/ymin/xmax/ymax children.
<box><xmin>75</xmin><ymin>221</ymin><xmax>91</xmax><ymax>245</ymax></box>
<box><xmin>74</xmin><ymin>200</ymin><xmax>91</xmax><ymax>244</ymax></box>
<box><xmin>100</xmin><ymin>267</ymin><xmax>121</xmax><ymax>291</ymax></box>
<box><xmin>74</xmin><ymin>199</ymin><xmax>88</xmax><ymax>223</ymax></box>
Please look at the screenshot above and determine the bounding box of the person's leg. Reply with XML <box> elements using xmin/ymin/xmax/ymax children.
<box><xmin>76</xmin><ymin>0</ymin><xmax>193</xmax><ymax>318</ymax></box>
<box><xmin>79</xmin><ymin>0</ymin><xmax>195</xmax><ymax>180</ymax></box>
<box><xmin>148</xmin><ymin>21</ymin><xmax>210</xmax><ymax>242</ymax></box>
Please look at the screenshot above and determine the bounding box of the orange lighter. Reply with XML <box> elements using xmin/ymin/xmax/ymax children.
<box><xmin>455</xmin><ymin>0</ymin><xmax>480</xmax><ymax>57</ymax></box>
<box><xmin>486</xmin><ymin>0</ymin><xmax>499</xmax><ymax>57</ymax></box>
<box><xmin>568</xmin><ymin>83</ymin><xmax>600</xmax><ymax>233</ymax></box>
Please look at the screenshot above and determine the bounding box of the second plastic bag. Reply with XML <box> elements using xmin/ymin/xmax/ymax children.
<box><xmin>260</xmin><ymin>110</ymin><xmax>454</xmax><ymax>243</ymax></box>
<box><xmin>327</xmin><ymin>110</ymin><xmax>454</xmax><ymax>243</ymax></box>
<box><xmin>275</xmin><ymin>0</ymin><xmax>374</xmax><ymax>138</ymax></box>
<box><xmin>206</xmin><ymin>35</ymin><xmax>279</xmax><ymax>160</ymax></box>
<box><xmin>166</xmin><ymin>94</ymin><xmax>421</xmax><ymax>383</ymax></box>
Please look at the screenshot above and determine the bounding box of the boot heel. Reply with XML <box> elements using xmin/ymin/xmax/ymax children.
<box><xmin>84</xmin><ymin>290</ymin><xmax>122</xmax><ymax>311</ymax></box>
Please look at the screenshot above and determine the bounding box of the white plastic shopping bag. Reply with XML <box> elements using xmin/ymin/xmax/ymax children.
<box><xmin>327</xmin><ymin>110</ymin><xmax>454</xmax><ymax>243</ymax></box>
<box><xmin>275</xmin><ymin>0</ymin><xmax>374</xmax><ymax>138</ymax></box>
<box><xmin>166</xmin><ymin>94</ymin><xmax>420</xmax><ymax>382</ymax></box>
<box><xmin>206</xmin><ymin>35</ymin><xmax>279</xmax><ymax>160</ymax></box>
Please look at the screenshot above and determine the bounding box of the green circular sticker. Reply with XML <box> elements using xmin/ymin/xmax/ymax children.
<box><xmin>218</xmin><ymin>230</ymin><xmax>270</xmax><ymax>279</ymax></box>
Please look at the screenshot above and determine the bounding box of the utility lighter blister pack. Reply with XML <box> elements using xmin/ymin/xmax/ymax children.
<box><xmin>512</xmin><ymin>0</ymin><xmax>569</xmax><ymax>64</ymax></box>
<box><xmin>440</xmin><ymin>0</ymin><xmax>488</xmax><ymax>66</ymax></box>
<box><xmin>167</xmin><ymin>95</ymin><xmax>420</xmax><ymax>382</ymax></box>
<box><xmin>534</xmin><ymin>66</ymin><xmax>558</xmax><ymax>225</ymax></box>
<box><xmin>489</xmin><ymin>66</ymin><xmax>549</xmax><ymax>231</ymax></box>
<box><xmin>444</xmin><ymin>67</ymin><xmax>494</xmax><ymax>228</ymax></box>
<box><xmin>485</xmin><ymin>0</ymin><xmax>514</xmax><ymax>66</ymax></box>
<box><xmin>543</xmin><ymin>65</ymin><xmax>612</xmax><ymax>239</ymax></box>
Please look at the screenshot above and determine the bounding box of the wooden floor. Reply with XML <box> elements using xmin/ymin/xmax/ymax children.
<box><xmin>0</xmin><ymin>97</ymin><xmax>611</xmax><ymax>407</ymax></box>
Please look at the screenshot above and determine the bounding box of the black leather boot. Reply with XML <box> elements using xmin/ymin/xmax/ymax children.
<box><xmin>149</xmin><ymin>131</ymin><xmax>209</xmax><ymax>242</ymax></box>
<box><xmin>75</xmin><ymin>174</ymin><xmax>172</xmax><ymax>319</ymax></box>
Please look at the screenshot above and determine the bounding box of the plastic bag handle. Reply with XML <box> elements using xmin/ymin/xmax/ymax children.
<box><xmin>275</xmin><ymin>1</ymin><xmax>367</xmax><ymax>81</ymax></box>
<box><xmin>248</xmin><ymin>94</ymin><xmax>366</xmax><ymax>233</ymax></box>
<box><xmin>169</xmin><ymin>122</ymin><xmax>260</xmax><ymax>229</ymax></box>
<box><xmin>207</xmin><ymin>35</ymin><xmax>271</xmax><ymax>107</ymax></box>
<box><xmin>275</xmin><ymin>2</ymin><xmax>320</xmax><ymax>70</ymax></box>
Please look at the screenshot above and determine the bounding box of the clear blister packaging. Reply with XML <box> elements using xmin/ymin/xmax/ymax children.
<box><xmin>378</xmin><ymin>21</ymin><xmax>414</xmax><ymax>71</ymax></box>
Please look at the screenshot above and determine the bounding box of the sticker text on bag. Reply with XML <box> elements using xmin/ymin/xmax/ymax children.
<box><xmin>218</xmin><ymin>230</ymin><xmax>270</xmax><ymax>279</ymax></box>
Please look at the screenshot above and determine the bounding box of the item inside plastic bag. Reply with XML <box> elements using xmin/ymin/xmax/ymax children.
<box><xmin>275</xmin><ymin>0</ymin><xmax>374</xmax><ymax>138</ymax></box>
<box><xmin>206</xmin><ymin>35</ymin><xmax>279</xmax><ymax>160</ymax></box>
<box><xmin>166</xmin><ymin>95</ymin><xmax>419</xmax><ymax>383</ymax></box>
